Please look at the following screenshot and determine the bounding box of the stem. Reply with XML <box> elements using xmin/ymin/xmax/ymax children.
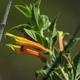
<box><xmin>42</xmin><ymin>51</ymin><xmax>62</xmax><ymax>80</ymax></box>
<box><xmin>59</xmin><ymin>66</ymin><xmax>69</xmax><ymax>80</ymax></box>
<box><xmin>62</xmin><ymin>54</ymin><xmax>69</xmax><ymax>64</ymax></box>
<box><xmin>0</xmin><ymin>0</ymin><xmax>13</xmax><ymax>42</ymax></box>
<box><xmin>64</xmin><ymin>24</ymin><xmax>80</xmax><ymax>48</ymax></box>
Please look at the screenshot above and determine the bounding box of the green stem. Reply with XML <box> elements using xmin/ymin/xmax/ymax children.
<box><xmin>59</xmin><ymin>66</ymin><xmax>69</xmax><ymax>80</ymax></box>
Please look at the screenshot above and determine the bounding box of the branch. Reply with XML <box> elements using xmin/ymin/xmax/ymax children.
<box><xmin>65</xmin><ymin>24</ymin><xmax>80</xmax><ymax>49</ymax></box>
<box><xmin>42</xmin><ymin>24</ymin><xmax>80</xmax><ymax>80</ymax></box>
<box><xmin>0</xmin><ymin>0</ymin><xmax>13</xmax><ymax>42</ymax></box>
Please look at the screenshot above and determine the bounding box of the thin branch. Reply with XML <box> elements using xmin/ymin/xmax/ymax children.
<box><xmin>68</xmin><ymin>24</ymin><xmax>80</xmax><ymax>41</ymax></box>
<box><xmin>0</xmin><ymin>0</ymin><xmax>13</xmax><ymax>42</ymax></box>
<box><xmin>43</xmin><ymin>52</ymin><xmax>62</xmax><ymax>80</ymax></box>
<box><xmin>65</xmin><ymin>24</ymin><xmax>80</xmax><ymax>49</ymax></box>
<box><xmin>42</xmin><ymin>24</ymin><xmax>80</xmax><ymax>80</ymax></box>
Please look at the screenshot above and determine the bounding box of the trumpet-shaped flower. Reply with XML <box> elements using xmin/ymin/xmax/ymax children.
<box><xmin>58</xmin><ymin>31</ymin><xmax>69</xmax><ymax>51</ymax></box>
<box><xmin>5</xmin><ymin>33</ymin><xmax>48</xmax><ymax>53</ymax></box>
<box><xmin>58</xmin><ymin>31</ymin><xmax>64</xmax><ymax>51</ymax></box>
<box><xmin>6</xmin><ymin>44</ymin><xmax>47</xmax><ymax>62</ymax></box>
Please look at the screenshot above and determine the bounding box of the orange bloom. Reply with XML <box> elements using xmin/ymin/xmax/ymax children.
<box><xmin>58</xmin><ymin>31</ymin><xmax>64</xmax><ymax>51</ymax></box>
<box><xmin>5</xmin><ymin>33</ymin><xmax>48</xmax><ymax>53</ymax></box>
<box><xmin>58</xmin><ymin>31</ymin><xmax>69</xmax><ymax>51</ymax></box>
<box><xmin>6</xmin><ymin>44</ymin><xmax>47</xmax><ymax>62</ymax></box>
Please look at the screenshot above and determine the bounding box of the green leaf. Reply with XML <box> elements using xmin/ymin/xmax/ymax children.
<box><xmin>6</xmin><ymin>24</ymin><xmax>31</xmax><ymax>32</ymax></box>
<box><xmin>43</xmin><ymin>62</ymin><xmax>50</xmax><ymax>69</ymax></box>
<box><xmin>53</xmin><ymin>72</ymin><xmax>64</xmax><ymax>80</ymax></box>
<box><xmin>49</xmin><ymin>13</ymin><xmax>59</xmax><ymax>38</ymax></box>
<box><xmin>49</xmin><ymin>72</ymin><xmax>64</xmax><ymax>80</ymax></box>
<box><xmin>35</xmin><ymin>0</ymin><xmax>41</xmax><ymax>9</ymax></box>
<box><xmin>31</xmin><ymin>0</ymin><xmax>41</xmax><ymax>30</ymax></box>
<box><xmin>32</xmin><ymin>4</ymin><xmax>39</xmax><ymax>26</ymax></box>
<box><xmin>69</xmin><ymin>68</ymin><xmax>75</xmax><ymax>80</ymax></box>
<box><xmin>48</xmin><ymin>14</ymin><xmax>59</xmax><ymax>50</ymax></box>
<box><xmin>42</xmin><ymin>15</ymin><xmax>49</xmax><ymax>30</ymax></box>
<box><xmin>52</xmin><ymin>34</ymin><xmax>58</xmax><ymax>46</ymax></box>
<box><xmin>75</xmin><ymin>59</ymin><xmax>80</xmax><ymax>80</ymax></box>
<box><xmin>48</xmin><ymin>26</ymin><xmax>58</xmax><ymax>50</ymax></box>
<box><xmin>73</xmin><ymin>51</ymin><xmax>80</xmax><ymax>80</ymax></box>
<box><xmin>15</xmin><ymin>4</ymin><xmax>32</xmax><ymax>19</ymax></box>
<box><xmin>65</xmin><ymin>38</ymin><xmax>80</xmax><ymax>52</ymax></box>
<box><xmin>30</xmin><ymin>0</ymin><xmax>49</xmax><ymax>32</ymax></box>
<box><xmin>24</xmin><ymin>28</ymin><xmax>48</xmax><ymax>47</ymax></box>
<box><xmin>52</xmin><ymin>47</ymin><xmax>59</xmax><ymax>60</ymax></box>
<box><xmin>39</xmin><ymin>15</ymin><xmax>49</xmax><ymax>31</ymax></box>
<box><xmin>23</xmin><ymin>28</ymin><xmax>37</xmax><ymax>41</ymax></box>
<box><xmin>35</xmin><ymin>69</ymin><xmax>47</xmax><ymax>79</ymax></box>
<box><xmin>73</xmin><ymin>51</ymin><xmax>80</xmax><ymax>69</ymax></box>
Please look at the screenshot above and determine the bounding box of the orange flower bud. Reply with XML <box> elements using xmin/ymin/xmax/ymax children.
<box><xmin>58</xmin><ymin>31</ymin><xmax>64</xmax><ymax>51</ymax></box>
<box><xmin>58</xmin><ymin>31</ymin><xmax>69</xmax><ymax>51</ymax></box>
<box><xmin>5</xmin><ymin>33</ymin><xmax>48</xmax><ymax>53</ymax></box>
<box><xmin>6</xmin><ymin>44</ymin><xmax>47</xmax><ymax>62</ymax></box>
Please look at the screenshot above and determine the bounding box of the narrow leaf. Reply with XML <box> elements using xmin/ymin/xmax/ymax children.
<box><xmin>24</xmin><ymin>28</ymin><xmax>48</xmax><ymax>47</ymax></box>
<box><xmin>49</xmin><ymin>13</ymin><xmax>59</xmax><ymax>33</ymax></box>
<box><xmin>75</xmin><ymin>59</ymin><xmax>80</xmax><ymax>80</ymax></box>
<box><xmin>65</xmin><ymin>38</ymin><xmax>80</xmax><ymax>52</ymax></box>
<box><xmin>23</xmin><ymin>28</ymin><xmax>37</xmax><ymax>41</ymax></box>
<box><xmin>6</xmin><ymin>24</ymin><xmax>30</xmax><ymax>32</ymax></box>
<box><xmin>42</xmin><ymin>15</ymin><xmax>49</xmax><ymax>30</ymax></box>
<box><xmin>15</xmin><ymin>5</ymin><xmax>32</xmax><ymax>19</ymax></box>
<box><xmin>35</xmin><ymin>69</ymin><xmax>46</xmax><ymax>79</ymax></box>
<box><xmin>73</xmin><ymin>51</ymin><xmax>80</xmax><ymax>68</ymax></box>
<box><xmin>49</xmin><ymin>72</ymin><xmax>64</xmax><ymax>80</ymax></box>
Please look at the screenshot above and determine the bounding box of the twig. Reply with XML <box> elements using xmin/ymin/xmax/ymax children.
<box><xmin>0</xmin><ymin>0</ymin><xmax>13</xmax><ymax>42</ymax></box>
<box><xmin>65</xmin><ymin>24</ymin><xmax>80</xmax><ymax>49</ymax></box>
<box><xmin>43</xmin><ymin>51</ymin><xmax>62</xmax><ymax>80</ymax></box>
<box><xmin>42</xmin><ymin>24</ymin><xmax>80</xmax><ymax>80</ymax></box>
<box><xmin>69</xmin><ymin>24</ymin><xmax>80</xmax><ymax>41</ymax></box>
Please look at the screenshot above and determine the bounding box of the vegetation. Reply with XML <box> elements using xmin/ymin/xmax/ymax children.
<box><xmin>2</xmin><ymin>0</ymin><xmax>80</xmax><ymax>80</ymax></box>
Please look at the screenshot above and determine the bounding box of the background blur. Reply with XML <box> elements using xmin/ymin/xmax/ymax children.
<box><xmin>0</xmin><ymin>0</ymin><xmax>80</xmax><ymax>80</ymax></box>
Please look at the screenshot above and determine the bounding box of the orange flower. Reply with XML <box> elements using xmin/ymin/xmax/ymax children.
<box><xmin>58</xmin><ymin>31</ymin><xmax>64</xmax><ymax>51</ymax></box>
<box><xmin>5</xmin><ymin>33</ymin><xmax>48</xmax><ymax>53</ymax></box>
<box><xmin>6</xmin><ymin>44</ymin><xmax>47</xmax><ymax>62</ymax></box>
<box><xmin>58</xmin><ymin>31</ymin><xmax>69</xmax><ymax>51</ymax></box>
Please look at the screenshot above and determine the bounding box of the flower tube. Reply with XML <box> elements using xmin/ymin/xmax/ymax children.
<box><xmin>58</xmin><ymin>31</ymin><xmax>69</xmax><ymax>51</ymax></box>
<box><xmin>58</xmin><ymin>31</ymin><xmax>64</xmax><ymax>51</ymax></box>
<box><xmin>6</xmin><ymin>44</ymin><xmax>47</xmax><ymax>62</ymax></box>
<box><xmin>5</xmin><ymin>33</ymin><xmax>48</xmax><ymax>53</ymax></box>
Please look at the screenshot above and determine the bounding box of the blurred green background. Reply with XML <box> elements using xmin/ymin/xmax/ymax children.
<box><xmin>0</xmin><ymin>0</ymin><xmax>80</xmax><ymax>80</ymax></box>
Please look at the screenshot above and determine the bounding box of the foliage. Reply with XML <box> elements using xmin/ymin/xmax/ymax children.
<box><xmin>4</xmin><ymin>0</ymin><xmax>80</xmax><ymax>80</ymax></box>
